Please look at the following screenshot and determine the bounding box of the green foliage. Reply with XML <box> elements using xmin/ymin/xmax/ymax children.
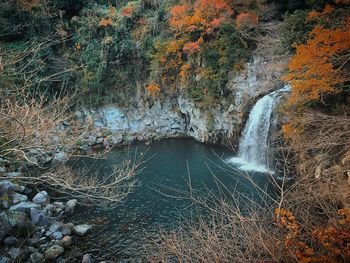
<box><xmin>280</xmin><ymin>10</ymin><xmax>314</xmax><ymax>52</ymax></box>
<box><xmin>200</xmin><ymin>24</ymin><xmax>249</xmax><ymax>98</ymax></box>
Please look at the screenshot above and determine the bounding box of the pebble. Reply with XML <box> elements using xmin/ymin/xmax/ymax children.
<box><xmin>12</xmin><ymin>193</ymin><xmax>28</xmax><ymax>204</ymax></box>
<box><xmin>8</xmin><ymin>247</ymin><xmax>22</xmax><ymax>260</ymax></box>
<box><xmin>82</xmin><ymin>254</ymin><xmax>94</xmax><ymax>263</ymax></box>
<box><xmin>49</xmin><ymin>222</ymin><xmax>62</xmax><ymax>233</ymax></box>
<box><xmin>32</xmin><ymin>191</ymin><xmax>50</xmax><ymax>206</ymax></box>
<box><xmin>30</xmin><ymin>252</ymin><xmax>44</xmax><ymax>263</ymax></box>
<box><xmin>60</xmin><ymin>236</ymin><xmax>72</xmax><ymax>248</ymax></box>
<box><xmin>3</xmin><ymin>236</ymin><xmax>19</xmax><ymax>246</ymax></box>
<box><xmin>51</xmin><ymin>231</ymin><xmax>63</xmax><ymax>240</ymax></box>
<box><xmin>44</xmin><ymin>245</ymin><xmax>64</xmax><ymax>260</ymax></box>
<box><xmin>64</xmin><ymin>199</ymin><xmax>77</xmax><ymax>214</ymax></box>
<box><xmin>72</xmin><ymin>224</ymin><xmax>92</xmax><ymax>236</ymax></box>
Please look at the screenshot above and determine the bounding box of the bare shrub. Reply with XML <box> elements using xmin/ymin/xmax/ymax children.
<box><xmin>148</xmin><ymin>113</ymin><xmax>350</xmax><ymax>262</ymax></box>
<box><xmin>5</xmin><ymin>155</ymin><xmax>143</xmax><ymax>207</ymax></box>
<box><xmin>144</xmin><ymin>155</ymin><xmax>291</xmax><ymax>263</ymax></box>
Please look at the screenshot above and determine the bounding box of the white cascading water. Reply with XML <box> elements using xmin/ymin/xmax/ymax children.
<box><xmin>229</xmin><ymin>86</ymin><xmax>290</xmax><ymax>173</ymax></box>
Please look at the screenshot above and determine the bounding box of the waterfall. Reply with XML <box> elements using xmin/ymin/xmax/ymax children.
<box><xmin>229</xmin><ymin>86</ymin><xmax>290</xmax><ymax>173</ymax></box>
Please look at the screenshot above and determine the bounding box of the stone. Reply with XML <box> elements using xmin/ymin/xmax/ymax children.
<box><xmin>8</xmin><ymin>247</ymin><xmax>22</xmax><ymax>260</ymax></box>
<box><xmin>56</xmin><ymin>257</ymin><xmax>66</xmax><ymax>263</ymax></box>
<box><xmin>45</xmin><ymin>231</ymin><xmax>52</xmax><ymax>238</ymax></box>
<box><xmin>72</xmin><ymin>224</ymin><xmax>92</xmax><ymax>236</ymax></box>
<box><xmin>64</xmin><ymin>199</ymin><xmax>77</xmax><ymax>213</ymax></box>
<box><xmin>27</xmin><ymin>237</ymin><xmax>40</xmax><ymax>247</ymax></box>
<box><xmin>0</xmin><ymin>256</ymin><xmax>11</xmax><ymax>263</ymax></box>
<box><xmin>62</xmin><ymin>227</ymin><xmax>71</xmax><ymax>236</ymax></box>
<box><xmin>5</xmin><ymin>172</ymin><xmax>21</xmax><ymax>178</ymax></box>
<box><xmin>32</xmin><ymin>191</ymin><xmax>50</xmax><ymax>206</ymax></box>
<box><xmin>3</xmin><ymin>236</ymin><xmax>19</xmax><ymax>246</ymax></box>
<box><xmin>0</xmin><ymin>157</ymin><xmax>10</xmax><ymax>164</ymax></box>
<box><xmin>60</xmin><ymin>235</ymin><xmax>72</xmax><ymax>248</ymax></box>
<box><xmin>39</xmin><ymin>243</ymin><xmax>48</xmax><ymax>251</ymax></box>
<box><xmin>27</xmin><ymin>246</ymin><xmax>39</xmax><ymax>253</ymax></box>
<box><xmin>53</xmin><ymin>202</ymin><xmax>64</xmax><ymax>209</ymax></box>
<box><xmin>49</xmin><ymin>222</ymin><xmax>62</xmax><ymax>233</ymax></box>
<box><xmin>6</xmin><ymin>210</ymin><xmax>30</xmax><ymax>228</ymax></box>
<box><xmin>0</xmin><ymin>167</ymin><xmax>6</xmax><ymax>173</ymax></box>
<box><xmin>10</xmin><ymin>201</ymin><xmax>40</xmax><ymax>212</ymax></box>
<box><xmin>44</xmin><ymin>245</ymin><xmax>64</xmax><ymax>260</ymax></box>
<box><xmin>44</xmin><ymin>204</ymin><xmax>57</xmax><ymax>213</ymax></box>
<box><xmin>0</xmin><ymin>212</ymin><xmax>11</xmax><ymax>241</ymax></box>
<box><xmin>23</xmin><ymin>187</ymin><xmax>32</xmax><ymax>195</ymax></box>
<box><xmin>96</xmin><ymin>137</ymin><xmax>104</xmax><ymax>144</ymax></box>
<box><xmin>82</xmin><ymin>254</ymin><xmax>94</xmax><ymax>263</ymax></box>
<box><xmin>30</xmin><ymin>208</ymin><xmax>48</xmax><ymax>226</ymax></box>
<box><xmin>12</xmin><ymin>193</ymin><xmax>28</xmax><ymax>204</ymax></box>
<box><xmin>63</xmin><ymin>222</ymin><xmax>74</xmax><ymax>229</ymax></box>
<box><xmin>52</xmin><ymin>136</ymin><xmax>60</xmax><ymax>145</ymax></box>
<box><xmin>30</xmin><ymin>252</ymin><xmax>44</xmax><ymax>263</ymax></box>
<box><xmin>51</xmin><ymin>231</ymin><xmax>63</xmax><ymax>240</ymax></box>
<box><xmin>0</xmin><ymin>180</ymin><xmax>22</xmax><ymax>192</ymax></box>
<box><xmin>62</xmin><ymin>223</ymin><xmax>73</xmax><ymax>236</ymax></box>
<box><xmin>53</xmin><ymin>151</ymin><xmax>69</xmax><ymax>164</ymax></box>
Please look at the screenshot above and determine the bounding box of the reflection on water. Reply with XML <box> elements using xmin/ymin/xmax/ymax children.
<box><xmin>69</xmin><ymin>139</ymin><xmax>273</xmax><ymax>262</ymax></box>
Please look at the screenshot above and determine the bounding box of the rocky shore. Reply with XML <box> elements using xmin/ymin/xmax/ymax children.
<box><xmin>0</xmin><ymin>160</ymin><xmax>99</xmax><ymax>263</ymax></box>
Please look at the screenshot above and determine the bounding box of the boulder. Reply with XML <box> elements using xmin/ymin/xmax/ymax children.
<box><xmin>0</xmin><ymin>211</ymin><xmax>11</xmax><ymax>241</ymax></box>
<box><xmin>3</xmin><ymin>236</ymin><xmax>19</xmax><ymax>246</ymax></box>
<box><xmin>62</xmin><ymin>223</ymin><xmax>74</xmax><ymax>236</ymax></box>
<box><xmin>51</xmin><ymin>231</ymin><xmax>63</xmax><ymax>240</ymax></box>
<box><xmin>32</xmin><ymin>191</ymin><xmax>50</xmax><ymax>206</ymax></box>
<box><xmin>12</xmin><ymin>193</ymin><xmax>28</xmax><ymax>204</ymax></box>
<box><xmin>44</xmin><ymin>245</ymin><xmax>64</xmax><ymax>260</ymax></box>
<box><xmin>30</xmin><ymin>208</ymin><xmax>48</xmax><ymax>226</ymax></box>
<box><xmin>10</xmin><ymin>201</ymin><xmax>40</xmax><ymax>212</ymax></box>
<box><xmin>6</xmin><ymin>210</ymin><xmax>29</xmax><ymax>228</ymax></box>
<box><xmin>82</xmin><ymin>254</ymin><xmax>94</xmax><ymax>263</ymax></box>
<box><xmin>53</xmin><ymin>151</ymin><xmax>69</xmax><ymax>164</ymax></box>
<box><xmin>49</xmin><ymin>222</ymin><xmax>62</xmax><ymax>233</ymax></box>
<box><xmin>53</xmin><ymin>202</ymin><xmax>65</xmax><ymax>209</ymax></box>
<box><xmin>0</xmin><ymin>180</ymin><xmax>23</xmax><ymax>193</ymax></box>
<box><xmin>0</xmin><ymin>256</ymin><xmax>11</xmax><ymax>263</ymax></box>
<box><xmin>8</xmin><ymin>247</ymin><xmax>23</xmax><ymax>260</ymax></box>
<box><xmin>64</xmin><ymin>199</ymin><xmax>77</xmax><ymax>214</ymax></box>
<box><xmin>30</xmin><ymin>252</ymin><xmax>44</xmax><ymax>263</ymax></box>
<box><xmin>5</xmin><ymin>172</ymin><xmax>21</xmax><ymax>178</ymax></box>
<box><xmin>72</xmin><ymin>224</ymin><xmax>92</xmax><ymax>236</ymax></box>
<box><xmin>60</xmin><ymin>235</ymin><xmax>72</xmax><ymax>248</ymax></box>
<box><xmin>44</xmin><ymin>204</ymin><xmax>57</xmax><ymax>213</ymax></box>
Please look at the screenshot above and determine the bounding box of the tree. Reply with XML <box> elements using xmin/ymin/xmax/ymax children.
<box><xmin>283</xmin><ymin>4</ymin><xmax>350</xmax><ymax>106</ymax></box>
<box><xmin>169</xmin><ymin>0</ymin><xmax>234</xmax><ymax>54</ymax></box>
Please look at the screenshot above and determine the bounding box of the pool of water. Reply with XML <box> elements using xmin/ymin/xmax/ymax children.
<box><xmin>68</xmin><ymin>139</ymin><xmax>273</xmax><ymax>262</ymax></box>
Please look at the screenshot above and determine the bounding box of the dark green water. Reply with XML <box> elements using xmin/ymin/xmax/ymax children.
<box><xmin>69</xmin><ymin>139</ymin><xmax>273</xmax><ymax>262</ymax></box>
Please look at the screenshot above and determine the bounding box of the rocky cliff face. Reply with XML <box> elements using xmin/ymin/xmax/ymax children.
<box><xmin>75</xmin><ymin>51</ymin><xmax>285</xmax><ymax>149</ymax></box>
<box><xmin>76</xmin><ymin>96</ymin><xmax>240</xmax><ymax>146</ymax></box>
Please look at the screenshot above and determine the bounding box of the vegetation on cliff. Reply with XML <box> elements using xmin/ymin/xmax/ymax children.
<box><xmin>1</xmin><ymin>0</ymin><xmax>350</xmax><ymax>262</ymax></box>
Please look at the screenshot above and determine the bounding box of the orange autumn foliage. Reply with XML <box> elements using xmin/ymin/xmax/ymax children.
<box><xmin>283</xmin><ymin>7</ymin><xmax>350</xmax><ymax>106</ymax></box>
<box><xmin>276</xmin><ymin>208</ymin><xmax>350</xmax><ymax>263</ymax></box>
<box><xmin>236</xmin><ymin>12</ymin><xmax>258</xmax><ymax>29</ymax></box>
<box><xmin>100</xmin><ymin>18</ymin><xmax>113</xmax><ymax>27</ymax></box>
<box><xmin>146</xmin><ymin>84</ymin><xmax>161</xmax><ymax>96</ymax></box>
<box><xmin>169</xmin><ymin>0</ymin><xmax>233</xmax><ymax>53</ymax></box>
<box><xmin>170</xmin><ymin>0</ymin><xmax>233</xmax><ymax>33</ymax></box>
<box><xmin>183</xmin><ymin>38</ymin><xmax>203</xmax><ymax>54</ymax></box>
<box><xmin>121</xmin><ymin>5</ymin><xmax>135</xmax><ymax>17</ymax></box>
